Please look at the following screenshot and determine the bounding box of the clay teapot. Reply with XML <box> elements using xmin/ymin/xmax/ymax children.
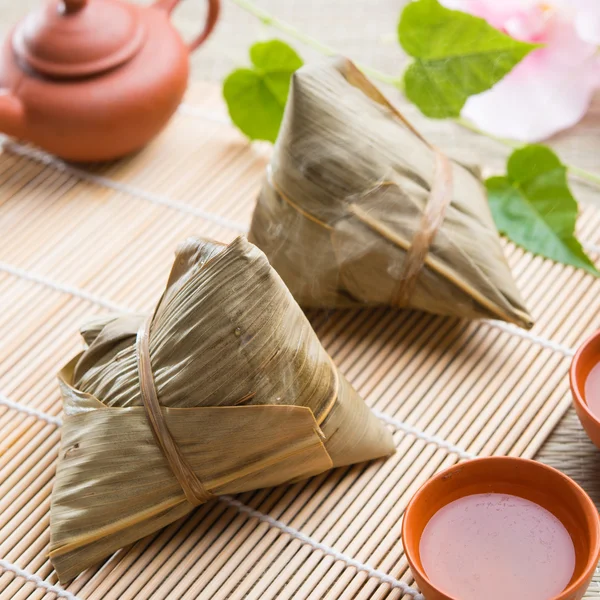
<box><xmin>0</xmin><ymin>0</ymin><xmax>220</xmax><ymax>162</ymax></box>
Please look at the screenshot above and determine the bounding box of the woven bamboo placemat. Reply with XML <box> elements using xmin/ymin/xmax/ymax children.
<box><xmin>0</xmin><ymin>83</ymin><xmax>599</xmax><ymax>600</ymax></box>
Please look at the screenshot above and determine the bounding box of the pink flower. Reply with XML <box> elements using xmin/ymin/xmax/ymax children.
<box><xmin>441</xmin><ymin>0</ymin><xmax>600</xmax><ymax>141</ymax></box>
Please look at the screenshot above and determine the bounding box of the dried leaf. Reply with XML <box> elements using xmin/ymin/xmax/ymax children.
<box><xmin>249</xmin><ymin>58</ymin><xmax>533</xmax><ymax>328</ymax></box>
<box><xmin>50</xmin><ymin>237</ymin><xmax>394</xmax><ymax>582</ymax></box>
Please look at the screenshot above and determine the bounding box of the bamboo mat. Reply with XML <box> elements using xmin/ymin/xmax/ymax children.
<box><xmin>0</xmin><ymin>83</ymin><xmax>599</xmax><ymax>600</ymax></box>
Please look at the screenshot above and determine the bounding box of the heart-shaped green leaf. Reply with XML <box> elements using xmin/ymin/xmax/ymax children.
<box><xmin>487</xmin><ymin>145</ymin><xmax>599</xmax><ymax>276</ymax></box>
<box><xmin>223</xmin><ymin>40</ymin><xmax>303</xmax><ymax>142</ymax></box>
<box><xmin>398</xmin><ymin>0</ymin><xmax>538</xmax><ymax>119</ymax></box>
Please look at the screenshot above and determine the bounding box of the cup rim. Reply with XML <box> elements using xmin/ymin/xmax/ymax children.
<box><xmin>570</xmin><ymin>329</ymin><xmax>600</xmax><ymax>427</ymax></box>
<box><xmin>402</xmin><ymin>456</ymin><xmax>600</xmax><ymax>600</ymax></box>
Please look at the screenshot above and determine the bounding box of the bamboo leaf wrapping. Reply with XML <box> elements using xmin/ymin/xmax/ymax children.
<box><xmin>50</xmin><ymin>237</ymin><xmax>394</xmax><ymax>582</ymax></box>
<box><xmin>248</xmin><ymin>58</ymin><xmax>533</xmax><ymax>329</ymax></box>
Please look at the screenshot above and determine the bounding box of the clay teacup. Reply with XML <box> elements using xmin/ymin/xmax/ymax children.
<box><xmin>570</xmin><ymin>329</ymin><xmax>600</xmax><ymax>449</ymax></box>
<box><xmin>402</xmin><ymin>457</ymin><xmax>600</xmax><ymax>600</ymax></box>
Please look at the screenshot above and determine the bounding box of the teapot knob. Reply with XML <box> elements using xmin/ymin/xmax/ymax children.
<box><xmin>62</xmin><ymin>0</ymin><xmax>87</xmax><ymax>14</ymax></box>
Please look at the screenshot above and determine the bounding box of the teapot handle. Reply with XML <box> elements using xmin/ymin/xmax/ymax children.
<box><xmin>154</xmin><ymin>0</ymin><xmax>221</xmax><ymax>51</ymax></box>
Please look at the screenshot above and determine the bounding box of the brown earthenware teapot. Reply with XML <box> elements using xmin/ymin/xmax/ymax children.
<box><xmin>0</xmin><ymin>0</ymin><xmax>220</xmax><ymax>162</ymax></box>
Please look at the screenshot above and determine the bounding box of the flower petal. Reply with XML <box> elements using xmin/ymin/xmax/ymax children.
<box><xmin>462</xmin><ymin>62</ymin><xmax>598</xmax><ymax>141</ymax></box>
<box><xmin>439</xmin><ymin>0</ymin><xmax>542</xmax><ymax>33</ymax></box>
<box><xmin>461</xmin><ymin>12</ymin><xmax>600</xmax><ymax>141</ymax></box>
<box><xmin>571</xmin><ymin>0</ymin><xmax>600</xmax><ymax>44</ymax></box>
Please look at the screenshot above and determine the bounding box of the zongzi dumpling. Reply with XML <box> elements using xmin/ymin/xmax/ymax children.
<box><xmin>248</xmin><ymin>58</ymin><xmax>533</xmax><ymax>329</ymax></box>
<box><xmin>49</xmin><ymin>236</ymin><xmax>394</xmax><ymax>582</ymax></box>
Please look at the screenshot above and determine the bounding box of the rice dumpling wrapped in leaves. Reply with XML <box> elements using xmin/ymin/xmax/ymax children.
<box><xmin>49</xmin><ymin>236</ymin><xmax>394</xmax><ymax>582</ymax></box>
<box><xmin>249</xmin><ymin>58</ymin><xmax>533</xmax><ymax>329</ymax></box>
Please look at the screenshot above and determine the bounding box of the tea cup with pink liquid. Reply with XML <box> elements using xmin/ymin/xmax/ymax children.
<box><xmin>403</xmin><ymin>457</ymin><xmax>600</xmax><ymax>600</ymax></box>
<box><xmin>571</xmin><ymin>329</ymin><xmax>600</xmax><ymax>449</ymax></box>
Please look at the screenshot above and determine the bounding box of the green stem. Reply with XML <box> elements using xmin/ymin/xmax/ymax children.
<box><xmin>455</xmin><ymin>117</ymin><xmax>518</xmax><ymax>149</ymax></box>
<box><xmin>228</xmin><ymin>0</ymin><xmax>403</xmax><ymax>86</ymax></box>
<box><xmin>569</xmin><ymin>164</ymin><xmax>600</xmax><ymax>187</ymax></box>
<box><xmin>229</xmin><ymin>0</ymin><xmax>600</xmax><ymax>188</ymax></box>
<box><xmin>457</xmin><ymin>117</ymin><xmax>600</xmax><ymax>186</ymax></box>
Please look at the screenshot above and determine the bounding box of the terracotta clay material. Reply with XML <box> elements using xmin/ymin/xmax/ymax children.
<box><xmin>0</xmin><ymin>0</ymin><xmax>220</xmax><ymax>162</ymax></box>
<box><xmin>571</xmin><ymin>329</ymin><xmax>600</xmax><ymax>448</ymax></box>
<box><xmin>402</xmin><ymin>457</ymin><xmax>600</xmax><ymax>600</ymax></box>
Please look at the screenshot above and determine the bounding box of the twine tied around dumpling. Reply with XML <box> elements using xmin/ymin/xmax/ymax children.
<box><xmin>136</xmin><ymin>317</ymin><xmax>213</xmax><ymax>506</ymax></box>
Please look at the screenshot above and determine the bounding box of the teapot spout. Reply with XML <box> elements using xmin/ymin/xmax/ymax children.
<box><xmin>0</xmin><ymin>91</ymin><xmax>24</xmax><ymax>138</ymax></box>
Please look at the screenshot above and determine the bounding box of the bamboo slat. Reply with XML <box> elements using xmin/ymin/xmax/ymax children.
<box><xmin>0</xmin><ymin>83</ymin><xmax>599</xmax><ymax>600</ymax></box>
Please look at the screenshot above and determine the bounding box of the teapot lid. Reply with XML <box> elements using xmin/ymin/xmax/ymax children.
<box><xmin>12</xmin><ymin>0</ymin><xmax>146</xmax><ymax>78</ymax></box>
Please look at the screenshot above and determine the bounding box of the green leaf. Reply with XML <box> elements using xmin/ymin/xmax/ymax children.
<box><xmin>223</xmin><ymin>40</ymin><xmax>303</xmax><ymax>142</ymax></box>
<box><xmin>398</xmin><ymin>0</ymin><xmax>538</xmax><ymax>119</ymax></box>
<box><xmin>486</xmin><ymin>145</ymin><xmax>599</xmax><ymax>276</ymax></box>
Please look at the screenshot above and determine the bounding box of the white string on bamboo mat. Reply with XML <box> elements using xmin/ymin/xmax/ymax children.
<box><xmin>0</xmin><ymin>392</ymin><xmax>426</xmax><ymax>600</ymax></box>
<box><xmin>0</xmin><ymin>392</ymin><xmax>63</xmax><ymax>427</ymax></box>
<box><xmin>0</xmin><ymin>558</ymin><xmax>81</xmax><ymax>600</ymax></box>
<box><xmin>372</xmin><ymin>410</ymin><xmax>476</xmax><ymax>460</ymax></box>
<box><xmin>484</xmin><ymin>320</ymin><xmax>576</xmax><ymax>357</ymax></box>
<box><xmin>0</xmin><ymin>139</ymin><xmax>249</xmax><ymax>234</ymax></box>
<box><xmin>0</xmin><ymin>261</ymin><xmax>128</xmax><ymax>313</ymax></box>
<box><xmin>219</xmin><ymin>495</ymin><xmax>424</xmax><ymax>599</ymax></box>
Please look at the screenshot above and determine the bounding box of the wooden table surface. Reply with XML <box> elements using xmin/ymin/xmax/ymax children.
<box><xmin>0</xmin><ymin>0</ymin><xmax>599</xmax><ymax>596</ymax></box>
